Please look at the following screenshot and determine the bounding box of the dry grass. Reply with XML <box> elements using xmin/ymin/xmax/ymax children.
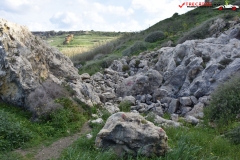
<box><xmin>61</xmin><ymin>47</ymin><xmax>90</xmax><ymax>58</ymax></box>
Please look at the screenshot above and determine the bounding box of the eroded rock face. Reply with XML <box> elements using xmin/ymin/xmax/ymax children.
<box><xmin>95</xmin><ymin>112</ymin><xmax>168</xmax><ymax>157</ymax></box>
<box><xmin>0</xmin><ymin>18</ymin><xmax>100</xmax><ymax>109</ymax></box>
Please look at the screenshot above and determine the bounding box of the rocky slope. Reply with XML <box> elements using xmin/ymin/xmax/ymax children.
<box><xmin>0</xmin><ymin>18</ymin><xmax>100</xmax><ymax>110</ymax></box>
<box><xmin>1</xmin><ymin>17</ymin><xmax>240</xmax><ymax>124</ymax></box>
<box><xmin>83</xmin><ymin>18</ymin><xmax>240</xmax><ymax>125</ymax></box>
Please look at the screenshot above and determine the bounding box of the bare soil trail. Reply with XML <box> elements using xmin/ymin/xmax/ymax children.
<box><xmin>15</xmin><ymin>122</ymin><xmax>92</xmax><ymax>160</ymax></box>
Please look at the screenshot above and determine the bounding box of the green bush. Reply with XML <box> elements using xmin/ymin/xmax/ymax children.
<box><xmin>145</xmin><ymin>31</ymin><xmax>165</xmax><ymax>43</ymax></box>
<box><xmin>135</xmin><ymin>59</ymin><xmax>140</xmax><ymax>68</ymax></box>
<box><xmin>0</xmin><ymin>110</ymin><xmax>33</xmax><ymax>151</ymax></box>
<box><xmin>225</xmin><ymin>125</ymin><xmax>240</xmax><ymax>145</ymax></box>
<box><xmin>177</xmin><ymin>17</ymin><xmax>217</xmax><ymax>44</ymax></box>
<box><xmin>122</xmin><ymin>65</ymin><xmax>130</xmax><ymax>72</ymax></box>
<box><xmin>204</xmin><ymin>74</ymin><xmax>240</xmax><ymax>127</ymax></box>
<box><xmin>78</xmin><ymin>54</ymin><xmax>119</xmax><ymax>75</ymax></box>
<box><xmin>122</xmin><ymin>41</ymin><xmax>147</xmax><ymax>57</ymax></box>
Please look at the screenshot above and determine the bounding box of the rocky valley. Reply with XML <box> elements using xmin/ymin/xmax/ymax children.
<box><xmin>0</xmin><ymin>14</ymin><xmax>240</xmax><ymax>159</ymax></box>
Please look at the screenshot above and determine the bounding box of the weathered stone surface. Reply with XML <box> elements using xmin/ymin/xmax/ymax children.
<box><xmin>104</xmin><ymin>102</ymin><xmax>120</xmax><ymax>114</ymax></box>
<box><xmin>190</xmin><ymin>96</ymin><xmax>198</xmax><ymax>105</ymax></box>
<box><xmin>80</xmin><ymin>73</ymin><xmax>91</xmax><ymax>80</ymax></box>
<box><xmin>0</xmin><ymin>18</ymin><xmax>100</xmax><ymax>110</ymax></box>
<box><xmin>153</xmin><ymin>88</ymin><xmax>168</xmax><ymax>101</ymax></box>
<box><xmin>95</xmin><ymin>112</ymin><xmax>168</xmax><ymax>157</ymax></box>
<box><xmin>154</xmin><ymin>114</ymin><xmax>181</xmax><ymax>127</ymax></box>
<box><xmin>180</xmin><ymin>107</ymin><xmax>192</xmax><ymax>116</ymax></box>
<box><xmin>109</xmin><ymin>60</ymin><xmax>123</xmax><ymax>72</ymax></box>
<box><xmin>185</xmin><ymin>115</ymin><xmax>199</xmax><ymax>125</ymax></box>
<box><xmin>185</xmin><ymin>102</ymin><xmax>204</xmax><ymax>118</ymax></box>
<box><xmin>171</xmin><ymin>114</ymin><xmax>179</xmax><ymax>122</ymax></box>
<box><xmin>91</xmin><ymin>118</ymin><xmax>104</xmax><ymax>124</ymax></box>
<box><xmin>116</xmin><ymin>69</ymin><xmax>163</xmax><ymax>97</ymax></box>
<box><xmin>122</xmin><ymin>96</ymin><xmax>136</xmax><ymax>105</ymax></box>
<box><xmin>167</xmin><ymin>99</ymin><xmax>179</xmax><ymax>114</ymax></box>
<box><xmin>179</xmin><ymin>97</ymin><xmax>192</xmax><ymax>106</ymax></box>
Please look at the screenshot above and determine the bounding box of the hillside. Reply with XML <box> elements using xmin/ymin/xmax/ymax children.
<box><xmin>59</xmin><ymin>0</ymin><xmax>240</xmax><ymax>75</ymax></box>
<box><xmin>1</xmin><ymin>1</ymin><xmax>240</xmax><ymax>160</ymax></box>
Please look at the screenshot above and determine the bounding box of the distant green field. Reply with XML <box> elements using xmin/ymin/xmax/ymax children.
<box><xmin>46</xmin><ymin>32</ymin><xmax>122</xmax><ymax>57</ymax></box>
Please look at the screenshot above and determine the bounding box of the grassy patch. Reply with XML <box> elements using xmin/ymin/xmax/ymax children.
<box><xmin>0</xmin><ymin>97</ymin><xmax>90</xmax><ymax>155</ymax></box>
<box><xmin>118</xmin><ymin>101</ymin><xmax>132</xmax><ymax>112</ymax></box>
<box><xmin>58</xmin><ymin>121</ymin><xmax>240</xmax><ymax>160</ymax></box>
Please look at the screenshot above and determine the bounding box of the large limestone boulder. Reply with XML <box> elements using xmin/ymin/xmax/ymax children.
<box><xmin>116</xmin><ymin>69</ymin><xmax>163</xmax><ymax>97</ymax></box>
<box><xmin>0</xmin><ymin>18</ymin><xmax>100</xmax><ymax>109</ymax></box>
<box><xmin>95</xmin><ymin>112</ymin><xmax>168</xmax><ymax>157</ymax></box>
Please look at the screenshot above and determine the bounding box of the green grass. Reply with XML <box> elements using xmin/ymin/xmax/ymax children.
<box><xmin>46</xmin><ymin>31</ymin><xmax>123</xmax><ymax>58</ymax></box>
<box><xmin>57</xmin><ymin>120</ymin><xmax>240</xmax><ymax>160</ymax></box>
<box><xmin>0</xmin><ymin>98</ymin><xmax>92</xmax><ymax>157</ymax></box>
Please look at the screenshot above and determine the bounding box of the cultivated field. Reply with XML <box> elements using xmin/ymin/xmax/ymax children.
<box><xmin>46</xmin><ymin>31</ymin><xmax>122</xmax><ymax>58</ymax></box>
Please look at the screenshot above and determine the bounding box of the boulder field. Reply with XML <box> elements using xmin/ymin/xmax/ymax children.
<box><xmin>83</xmin><ymin>18</ymin><xmax>240</xmax><ymax>126</ymax></box>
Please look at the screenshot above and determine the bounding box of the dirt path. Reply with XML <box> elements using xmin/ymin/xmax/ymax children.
<box><xmin>16</xmin><ymin>122</ymin><xmax>92</xmax><ymax>160</ymax></box>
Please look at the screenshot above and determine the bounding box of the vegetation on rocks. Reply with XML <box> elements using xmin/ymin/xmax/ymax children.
<box><xmin>204</xmin><ymin>74</ymin><xmax>240</xmax><ymax>128</ymax></box>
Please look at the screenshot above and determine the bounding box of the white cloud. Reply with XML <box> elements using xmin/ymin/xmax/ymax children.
<box><xmin>83</xmin><ymin>12</ymin><xmax>105</xmax><ymax>23</ymax></box>
<box><xmin>0</xmin><ymin>0</ymin><xmax>204</xmax><ymax>31</ymax></box>
<box><xmin>50</xmin><ymin>12</ymin><xmax>82</xmax><ymax>30</ymax></box>
<box><xmin>0</xmin><ymin>0</ymin><xmax>39</xmax><ymax>14</ymax></box>
<box><xmin>93</xmin><ymin>2</ymin><xmax>134</xmax><ymax>16</ymax></box>
<box><xmin>131</xmin><ymin>0</ymin><xmax>200</xmax><ymax>28</ymax></box>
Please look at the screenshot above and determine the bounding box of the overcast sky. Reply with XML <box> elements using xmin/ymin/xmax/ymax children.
<box><xmin>0</xmin><ymin>0</ymin><xmax>202</xmax><ymax>31</ymax></box>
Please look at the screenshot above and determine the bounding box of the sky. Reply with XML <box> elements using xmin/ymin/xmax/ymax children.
<box><xmin>0</xmin><ymin>0</ymin><xmax>206</xmax><ymax>31</ymax></box>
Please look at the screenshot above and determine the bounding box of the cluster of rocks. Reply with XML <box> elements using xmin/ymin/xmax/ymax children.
<box><xmin>81</xmin><ymin>18</ymin><xmax>240</xmax><ymax>127</ymax></box>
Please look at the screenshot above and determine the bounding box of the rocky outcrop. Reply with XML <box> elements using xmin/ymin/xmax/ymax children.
<box><xmin>86</xmin><ymin>19</ymin><xmax>240</xmax><ymax>125</ymax></box>
<box><xmin>95</xmin><ymin>112</ymin><xmax>168</xmax><ymax>157</ymax></box>
<box><xmin>0</xmin><ymin>18</ymin><xmax>100</xmax><ymax>110</ymax></box>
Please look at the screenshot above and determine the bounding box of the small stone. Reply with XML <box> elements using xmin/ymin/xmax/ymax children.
<box><xmin>185</xmin><ymin>115</ymin><xmax>199</xmax><ymax>125</ymax></box>
<box><xmin>86</xmin><ymin>133</ymin><xmax>93</xmax><ymax>139</ymax></box>
<box><xmin>171</xmin><ymin>114</ymin><xmax>179</xmax><ymax>122</ymax></box>
<box><xmin>91</xmin><ymin>118</ymin><xmax>104</xmax><ymax>124</ymax></box>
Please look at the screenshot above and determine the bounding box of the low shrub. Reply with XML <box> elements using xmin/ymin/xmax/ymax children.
<box><xmin>177</xmin><ymin>17</ymin><xmax>217</xmax><ymax>44</ymax></box>
<box><xmin>145</xmin><ymin>31</ymin><xmax>165</xmax><ymax>43</ymax></box>
<box><xmin>122</xmin><ymin>65</ymin><xmax>130</xmax><ymax>72</ymax></box>
<box><xmin>135</xmin><ymin>59</ymin><xmax>140</xmax><ymax>68</ymax></box>
<box><xmin>0</xmin><ymin>110</ymin><xmax>32</xmax><ymax>151</ymax></box>
<box><xmin>78</xmin><ymin>54</ymin><xmax>119</xmax><ymax>75</ymax></box>
<box><xmin>122</xmin><ymin>41</ymin><xmax>147</xmax><ymax>57</ymax></box>
<box><xmin>204</xmin><ymin>74</ymin><xmax>240</xmax><ymax>127</ymax></box>
<box><xmin>225</xmin><ymin>125</ymin><xmax>240</xmax><ymax>145</ymax></box>
<box><xmin>26</xmin><ymin>81</ymin><xmax>67</xmax><ymax>118</ymax></box>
